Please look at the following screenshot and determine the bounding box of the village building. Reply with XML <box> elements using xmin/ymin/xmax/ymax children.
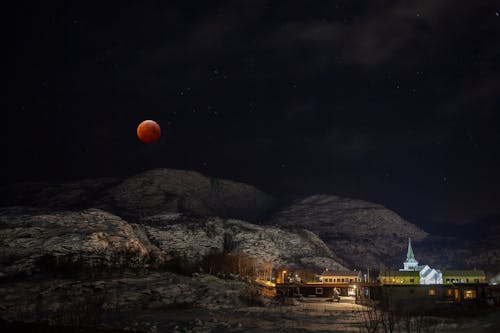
<box><xmin>379</xmin><ymin>270</ymin><xmax>419</xmax><ymax>285</ymax></box>
<box><xmin>319</xmin><ymin>269</ymin><xmax>362</xmax><ymax>284</ymax></box>
<box><xmin>380</xmin><ymin>238</ymin><xmax>486</xmax><ymax>286</ymax></box>
<box><xmin>442</xmin><ymin>270</ymin><xmax>486</xmax><ymax>284</ymax></box>
<box><xmin>399</xmin><ymin>238</ymin><xmax>443</xmax><ymax>284</ymax></box>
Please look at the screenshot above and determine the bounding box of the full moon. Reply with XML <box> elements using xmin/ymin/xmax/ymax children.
<box><xmin>137</xmin><ymin>120</ymin><xmax>161</xmax><ymax>144</ymax></box>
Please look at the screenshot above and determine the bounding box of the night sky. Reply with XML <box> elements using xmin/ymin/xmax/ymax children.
<box><xmin>4</xmin><ymin>1</ymin><xmax>500</xmax><ymax>228</ymax></box>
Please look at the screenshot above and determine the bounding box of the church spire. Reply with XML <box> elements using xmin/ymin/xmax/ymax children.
<box><xmin>401</xmin><ymin>237</ymin><xmax>419</xmax><ymax>271</ymax></box>
<box><xmin>406</xmin><ymin>238</ymin><xmax>416</xmax><ymax>261</ymax></box>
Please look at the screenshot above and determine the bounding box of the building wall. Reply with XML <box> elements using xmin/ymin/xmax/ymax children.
<box><xmin>321</xmin><ymin>275</ymin><xmax>361</xmax><ymax>283</ymax></box>
<box><xmin>380</xmin><ymin>275</ymin><xmax>420</xmax><ymax>285</ymax></box>
<box><xmin>443</xmin><ymin>275</ymin><xmax>485</xmax><ymax>284</ymax></box>
<box><xmin>373</xmin><ymin>284</ymin><xmax>488</xmax><ymax>312</ymax></box>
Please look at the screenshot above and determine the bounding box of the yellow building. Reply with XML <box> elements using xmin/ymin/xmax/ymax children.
<box><xmin>442</xmin><ymin>270</ymin><xmax>486</xmax><ymax>284</ymax></box>
<box><xmin>320</xmin><ymin>269</ymin><xmax>362</xmax><ymax>283</ymax></box>
<box><xmin>379</xmin><ymin>270</ymin><xmax>420</xmax><ymax>285</ymax></box>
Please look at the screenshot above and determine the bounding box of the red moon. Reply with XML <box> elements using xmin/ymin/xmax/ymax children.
<box><xmin>137</xmin><ymin>120</ymin><xmax>161</xmax><ymax>144</ymax></box>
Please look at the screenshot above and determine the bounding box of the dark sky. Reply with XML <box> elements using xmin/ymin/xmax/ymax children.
<box><xmin>4</xmin><ymin>0</ymin><xmax>500</xmax><ymax>228</ymax></box>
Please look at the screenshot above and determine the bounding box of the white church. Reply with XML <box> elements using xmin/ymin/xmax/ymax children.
<box><xmin>400</xmin><ymin>238</ymin><xmax>443</xmax><ymax>284</ymax></box>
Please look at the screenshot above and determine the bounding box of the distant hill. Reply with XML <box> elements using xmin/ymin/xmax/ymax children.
<box><xmin>264</xmin><ymin>194</ymin><xmax>428</xmax><ymax>269</ymax></box>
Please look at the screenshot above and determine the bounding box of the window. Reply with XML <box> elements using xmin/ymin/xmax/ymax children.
<box><xmin>464</xmin><ymin>290</ymin><xmax>477</xmax><ymax>300</ymax></box>
<box><xmin>446</xmin><ymin>278</ymin><xmax>450</xmax><ymax>283</ymax></box>
<box><xmin>316</xmin><ymin>288</ymin><xmax>323</xmax><ymax>295</ymax></box>
<box><xmin>428</xmin><ymin>289</ymin><xmax>436</xmax><ymax>296</ymax></box>
<box><xmin>446</xmin><ymin>289</ymin><xmax>454</xmax><ymax>297</ymax></box>
<box><xmin>341</xmin><ymin>278</ymin><xmax>345</xmax><ymax>282</ymax></box>
<box><xmin>409</xmin><ymin>279</ymin><xmax>415</xmax><ymax>283</ymax></box>
<box><xmin>474</xmin><ymin>278</ymin><xmax>479</xmax><ymax>283</ymax></box>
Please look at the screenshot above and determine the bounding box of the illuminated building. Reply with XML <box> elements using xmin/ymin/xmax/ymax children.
<box><xmin>399</xmin><ymin>238</ymin><xmax>443</xmax><ymax>284</ymax></box>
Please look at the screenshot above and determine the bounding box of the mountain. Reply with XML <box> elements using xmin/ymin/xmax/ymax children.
<box><xmin>0</xmin><ymin>207</ymin><xmax>345</xmax><ymax>279</ymax></box>
<box><xmin>2</xmin><ymin>168</ymin><xmax>497</xmax><ymax>274</ymax></box>
<box><xmin>1</xmin><ymin>168</ymin><xmax>499</xmax><ymax>331</ymax></box>
<box><xmin>96</xmin><ymin>169</ymin><xmax>276</xmax><ymax>220</ymax></box>
<box><xmin>417</xmin><ymin>216</ymin><xmax>500</xmax><ymax>274</ymax></box>
<box><xmin>265</xmin><ymin>194</ymin><xmax>428</xmax><ymax>269</ymax></box>
<box><xmin>0</xmin><ymin>169</ymin><xmax>276</xmax><ymax>221</ymax></box>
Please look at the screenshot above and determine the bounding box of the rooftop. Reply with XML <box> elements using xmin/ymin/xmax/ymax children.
<box><xmin>321</xmin><ymin>270</ymin><xmax>361</xmax><ymax>277</ymax></box>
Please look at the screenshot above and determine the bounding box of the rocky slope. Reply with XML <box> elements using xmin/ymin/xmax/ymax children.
<box><xmin>0</xmin><ymin>207</ymin><xmax>156</xmax><ymax>277</ymax></box>
<box><xmin>0</xmin><ymin>178</ymin><xmax>120</xmax><ymax>209</ymax></box>
<box><xmin>0</xmin><ymin>205</ymin><xmax>344</xmax><ymax>330</ymax></box>
<box><xmin>138</xmin><ymin>213</ymin><xmax>347</xmax><ymax>271</ymax></box>
<box><xmin>0</xmin><ymin>169</ymin><xmax>275</xmax><ymax>221</ymax></box>
<box><xmin>0</xmin><ymin>207</ymin><xmax>345</xmax><ymax>279</ymax></box>
<box><xmin>3</xmin><ymin>169</ymin><xmax>496</xmax><ymax>274</ymax></box>
<box><xmin>97</xmin><ymin>169</ymin><xmax>275</xmax><ymax>220</ymax></box>
<box><xmin>266</xmin><ymin>195</ymin><xmax>429</xmax><ymax>269</ymax></box>
<box><xmin>0</xmin><ymin>272</ymin><xmax>264</xmax><ymax>330</ymax></box>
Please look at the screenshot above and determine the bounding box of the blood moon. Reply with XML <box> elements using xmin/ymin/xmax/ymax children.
<box><xmin>137</xmin><ymin>120</ymin><xmax>161</xmax><ymax>144</ymax></box>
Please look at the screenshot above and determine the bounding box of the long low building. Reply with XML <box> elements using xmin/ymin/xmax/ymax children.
<box><xmin>379</xmin><ymin>270</ymin><xmax>420</xmax><ymax>285</ymax></box>
<box><xmin>319</xmin><ymin>269</ymin><xmax>362</xmax><ymax>283</ymax></box>
<box><xmin>442</xmin><ymin>270</ymin><xmax>486</xmax><ymax>284</ymax></box>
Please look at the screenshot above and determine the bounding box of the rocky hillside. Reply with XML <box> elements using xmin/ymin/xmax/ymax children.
<box><xmin>0</xmin><ymin>271</ymin><xmax>264</xmax><ymax>330</ymax></box>
<box><xmin>0</xmin><ymin>207</ymin><xmax>345</xmax><ymax>279</ymax></box>
<box><xmin>0</xmin><ymin>207</ymin><xmax>157</xmax><ymax>277</ymax></box>
<box><xmin>139</xmin><ymin>213</ymin><xmax>347</xmax><ymax>271</ymax></box>
<box><xmin>266</xmin><ymin>195</ymin><xmax>428</xmax><ymax>269</ymax></box>
<box><xmin>97</xmin><ymin>169</ymin><xmax>275</xmax><ymax>220</ymax></box>
<box><xmin>0</xmin><ymin>178</ymin><xmax>120</xmax><ymax>208</ymax></box>
<box><xmin>0</xmin><ymin>169</ymin><xmax>275</xmax><ymax>221</ymax></box>
<box><xmin>4</xmin><ymin>169</ymin><xmax>495</xmax><ymax>273</ymax></box>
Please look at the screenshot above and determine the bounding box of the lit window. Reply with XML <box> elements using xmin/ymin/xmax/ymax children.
<box><xmin>464</xmin><ymin>290</ymin><xmax>476</xmax><ymax>300</ymax></box>
<box><xmin>446</xmin><ymin>289</ymin><xmax>453</xmax><ymax>296</ymax></box>
<box><xmin>428</xmin><ymin>289</ymin><xmax>436</xmax><ymax>296</ymax></box>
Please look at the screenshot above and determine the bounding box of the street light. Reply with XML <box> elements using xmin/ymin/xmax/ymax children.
<box><xmin>282</xmin><ymin>270</ymin><xmax>287</xmax><ymax>284</ymax></box>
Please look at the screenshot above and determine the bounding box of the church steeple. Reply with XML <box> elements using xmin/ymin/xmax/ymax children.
<box><xmin>406</xmin><ymin>238</ymin><xmax>416</xmax><ymax>261</ymax></box>
<box><xmin>401</xmin><ymin>237</ymin><xmax>419</xmax><ymax>271</ymax></box>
